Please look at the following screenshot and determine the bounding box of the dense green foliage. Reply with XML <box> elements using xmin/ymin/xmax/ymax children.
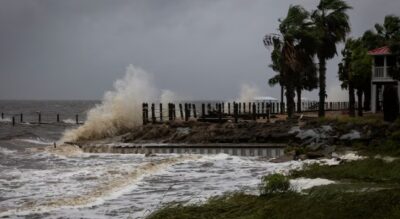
<box><xmin>264</xmin><ymin>5</ymin><xmax>318</xmax><ymax>118</ymax></box>
<box><xmin>338</xmin><ymin>38</ymin><xmax>372</xmax><ymax>116</ymax></box>
<box><xmin>260</xmin><ymin>173</ymin><xmax>290</xmax><ymax>195</ymax></box>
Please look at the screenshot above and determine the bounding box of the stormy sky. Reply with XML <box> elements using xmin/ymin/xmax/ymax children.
<box><xmin>1</xmin><ymin>0</ymin><xmax>399</xmax><ymax>101</ymax></box>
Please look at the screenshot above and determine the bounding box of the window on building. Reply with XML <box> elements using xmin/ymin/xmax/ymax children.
<box><xmin>375</xmin><ymin>56</ymin><xmax>384</xmax><ymax>67</ymax></box>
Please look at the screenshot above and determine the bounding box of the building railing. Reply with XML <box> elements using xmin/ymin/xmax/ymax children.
<box><xmin>373</xmin><ymin>66</ymin><xmax>395</xmax><ymax>80</ymax></box>
<box><xmin>374</xmin><ymin>66</ymin><xmax>385</xmax><ymax>78</ymax></box>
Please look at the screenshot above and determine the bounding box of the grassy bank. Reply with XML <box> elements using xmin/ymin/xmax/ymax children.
<box><xmin>148</xmin><ymin>158</ymin><xmax>400</xmax><ymax>219</ymax></box>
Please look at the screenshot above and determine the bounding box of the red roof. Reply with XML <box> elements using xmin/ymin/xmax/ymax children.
<box><xmin>368</xmin><ymin>46</ymin><xmax>391</xmax><ymax>55</ymax></box>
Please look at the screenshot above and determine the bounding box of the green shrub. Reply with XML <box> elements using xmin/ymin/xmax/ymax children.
<box><xmin>260</xmin><ymin>173</ymin><xmax>290</xmax><ymax>195</ymax></box>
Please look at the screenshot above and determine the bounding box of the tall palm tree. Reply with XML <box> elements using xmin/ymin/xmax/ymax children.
<box><xmin>265</xmin><ymin>5</ymin><xmax>318</xmax><ymax>118</ymax></box>
<box><xmin>312</xmin><ymin>0</ymin><xmax>352</xmax><ymax>117</ymax></box>
<box><xmin>267</xmin><ymin>37</ymin><xmax>285</xmax><ymax>113</ymax></box>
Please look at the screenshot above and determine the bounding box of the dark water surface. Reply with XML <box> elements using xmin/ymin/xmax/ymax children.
<box><xmin>0</xmin><ymin>100</ymin><xmax>301</xmax><ymax>219</ymax></box>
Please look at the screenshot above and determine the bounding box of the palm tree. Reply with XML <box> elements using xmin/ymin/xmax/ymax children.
<box><xmin>267</xmin><ymin>37</ymin><xmax>285</xmax><ymax>113</ymax></box>
<box><xmin>265</xmin><ymin>5</ymin><xmax>318</xmax><ymax>118</ymax></box>
<box><xmin>312</xmin><ymin>0</ymin><xmax>352</xmax><ymax>117</ymax></box>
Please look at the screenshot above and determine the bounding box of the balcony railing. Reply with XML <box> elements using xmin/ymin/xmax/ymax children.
<box><xmin>374</xmin><ymin>67</ymin><xmax>385</xmax><ymax>78</ymax></box>
<box><xmin>373</xmin><ymin>66</ymin><xmax>394</xmax><ymax>80</ymax></box>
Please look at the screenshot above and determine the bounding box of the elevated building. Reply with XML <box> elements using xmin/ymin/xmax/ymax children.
<box><xmin>368</xmin><ymin>46</ymin><xmax>399</xmax><ymax>113</ymax></box>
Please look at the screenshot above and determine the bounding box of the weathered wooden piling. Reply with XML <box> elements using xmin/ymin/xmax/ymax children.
<box><xmin>75</xmin><ymin>114</ymin><xmax>79</xmax><ymax>124</ymax></box>
<box><xmin>193</xmin><ymin>104</ymin><xmax>197</xmax><ymax>118</ymax></box>
<box><xmin>179</xmin><ymin>104</ymin><xmax>184</xmax><ymax>120</ymax></box>
<box><xmin>184</xmin><ymin>103</ymin><xmax>189</xmax><ymax>121</ymax></box>
<box><xmin>262</xmin><ymin>103</ymin><xmax>265</xmax><ymax>119</ymax></box>
<box><xmin>207</xmin><ymin>103</ymin><xmax>211</xmax><ymax>114</ymax></box>
<box><xmin>151</xmin><ymin>103</ymin><xmax>156</xmax><ymax>124</ymax></box>
<box><xmin>38</xmin><ymin>112</ymin><xmax>41</xmax><ymax>124</ymax></box>
<box><xmin>233</xmin><ymin>102</ymin><xmax>238</xmax><ymax>123</ymax></box>
<box><xmin>20</xmin><ymin>113</ymin><xmax>23</xmax><ymax>123</ymax></box>
<box><xmin>228</xmin><ymin>102</ymin><xmax>231</xmax><ymax>115</ymax></box>
<box><xmin>243</xmin><ymin>103</ymin><xmax>246</xmax><ymax>114</ymax></box>
<box><xmin>252</xmin><ymin>103</ymin><xmax>256</xmax><ymax>120</ymax></box>
<box><xmin>142</xmin><ymin>103</ymin><xmax>149</xmax><ymax>125</ymax></box>
<box><xmin>12</xmin><ymin>116</ymin><xmax>15</xmax><ymax>126</ymax></box>
<box><xmin>159</xmin><ymin>103</ymin><xmax>163</xmax><ymax>122</ymax></box>
<box><xmin>172</xmin><ymin>104</ymin><xmax>176</xmax><ymax>120</ymax></box>
<box><xmin>238</xmin><ymin>102</ymin><xmax>241</xmax><ymax>114</ymax></box>
<box><xmin>57</xmin><ymin>114</ymin><xmax>60</xmax><ymax>123</ymax></box>
<box><xmin>218</xmin><ymin>103</ymin><xmax>222</xmax><ymax>122</ymax></box>
<box><xmin>202</xmin><ymin>103</ymin><xmax>205</xmax><ymax>117</ymax></box>
<box><xmin>1</xmin><ymin>112</ymin><xmax>3</xmax><ymax>119</ymax></box>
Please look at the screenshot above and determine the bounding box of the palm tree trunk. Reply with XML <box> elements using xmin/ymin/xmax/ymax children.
<box><xmin>357</xmin><ymin>89</ymin><xmax>363</xmax><ymax>117</ymax></box>
<box><xmin>280</xmin><ymin>85</ymin><xmax>284</xmax><ymax>114</ymax></box>
<box><xmin>349</xmin><ymin>83</ymin><xmax>355</xmax><ymax>117</ymax></box>
<box><xmin>286</xmin><ymin>85</ymin><xmax>295</xmax><ymax>119</ymax></box>
<box><xmin>363</xmin><ymin>86</ymin><xmax>371</xmax><ymax>111</ymax></box>
<box><xmin>318</xmin><ymin>57</ymin><xmax>326</xmax><ymax>117</ymax></box>
<box><xmin>296</xmin><ymin>87</ymin><xmax>302</xmax><ymax>113</ymax></box>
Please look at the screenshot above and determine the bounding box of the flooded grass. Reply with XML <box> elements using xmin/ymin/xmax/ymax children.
<box><xmin>148</xmin><ymin>157</ymin><xmax>400</xmax><ymax>219</ymax></box>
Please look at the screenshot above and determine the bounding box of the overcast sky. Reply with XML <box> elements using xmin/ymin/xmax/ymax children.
<box><xmin>1</xmin><ymin>0</ymin><xmax>399</xmax><ymax>100</ymax></box>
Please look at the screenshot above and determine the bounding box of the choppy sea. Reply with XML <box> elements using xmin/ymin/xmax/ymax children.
<box><xmin>0</xmin><ymin>100</ymin><xmax>305</xmax><ymax>219</ymax></box>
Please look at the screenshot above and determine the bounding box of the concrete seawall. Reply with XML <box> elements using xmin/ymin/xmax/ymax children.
<box><xmin>80</xmin><ymin>143</ymin><xmax>286</xmax><ymax>158</ymax></box>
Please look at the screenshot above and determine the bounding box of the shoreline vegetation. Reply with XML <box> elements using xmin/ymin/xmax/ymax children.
<box><xmin>148</xmin><ymin>158</ymin><xmax>400</xmax><ymax>219</ymax></box>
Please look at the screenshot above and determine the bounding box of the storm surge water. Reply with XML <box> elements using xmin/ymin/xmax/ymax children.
<box><xmin>62</xmin><ymin>65</ymin><xmax>175</xmax><ymax>142</ymax></box>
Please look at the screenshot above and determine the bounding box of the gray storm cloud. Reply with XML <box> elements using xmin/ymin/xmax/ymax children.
<box><xmin>0</xmin><ymin>0</ymin><xmax>399</xmax><ymax>100</ymax></box>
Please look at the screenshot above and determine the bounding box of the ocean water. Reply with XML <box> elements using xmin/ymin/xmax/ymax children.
<box><xmin>0</xmin><ymin>100</ymin><xmax>305</xmax><ymax>219</ymax></box>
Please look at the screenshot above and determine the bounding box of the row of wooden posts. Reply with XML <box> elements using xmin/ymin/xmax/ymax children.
<box><xmin>142</xmin><ymin>101</ymin><xmax>352</xmax><ymax>124</ymax></box>
<box><xmin>1</xmin><ymin>112</ymin><xmax>81</xmax><ymax>126</ymax></box>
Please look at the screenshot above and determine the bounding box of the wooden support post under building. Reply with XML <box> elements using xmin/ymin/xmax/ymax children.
<box><xmin>201</xmin><ymin>103</ymin><xmax>205</xmax><ymax>117</ymax></box>
<box><xmin>257</xmin><ymin>103</ymin><xmax>260</xmax><ymax>118</ymax></box>
<box><xmin>243</xmin><ymin>103</ymin><xmax>246</xmax><ymax>114</ymax></box>
<box><xmin>228</xmin><ymin>102</ymin><xmax>231</xmax><ymax>115</ymax></box>
<box><xmin>238</xmin><ymin>103</ymin><xmax>241</xmax><ymax>115</ymax></box>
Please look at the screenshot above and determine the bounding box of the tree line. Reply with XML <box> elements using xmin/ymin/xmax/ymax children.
<box><xmin>264</xmin><ymin>0</ymin><xmax>400</xmax><ymax>119</ymax></box>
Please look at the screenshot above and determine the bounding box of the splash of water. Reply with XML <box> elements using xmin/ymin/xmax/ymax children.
<box><xmin>236</xmin><ymin>83</ymin><xmax>261</xmax><ymax>102</ymax></box>
<box><xmin>61</xmin><ymin>65</ymin><xmax>175</xmax><ymax>142</ymax></box>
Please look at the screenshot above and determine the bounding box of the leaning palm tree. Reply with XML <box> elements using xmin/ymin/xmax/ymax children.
<box><xmin>265</xmin><ymin>5</ymin><xmax>318</xmax><ymax>118</ymax></box>
<box><xmin>312</xmin><ymin>0</ymin><xmax>352</xmax><ymax>117</ymax></box>
<box><xmin>267</xmin><ymin>37</ymin><xmax>285</xmax><ymax>114</ymax></box>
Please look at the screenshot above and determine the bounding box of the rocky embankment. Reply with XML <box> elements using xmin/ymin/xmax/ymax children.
<box><xmin>71</xmin><ymin>116</ymin><xmax>397</xmax><ymax>160</ymax></box>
